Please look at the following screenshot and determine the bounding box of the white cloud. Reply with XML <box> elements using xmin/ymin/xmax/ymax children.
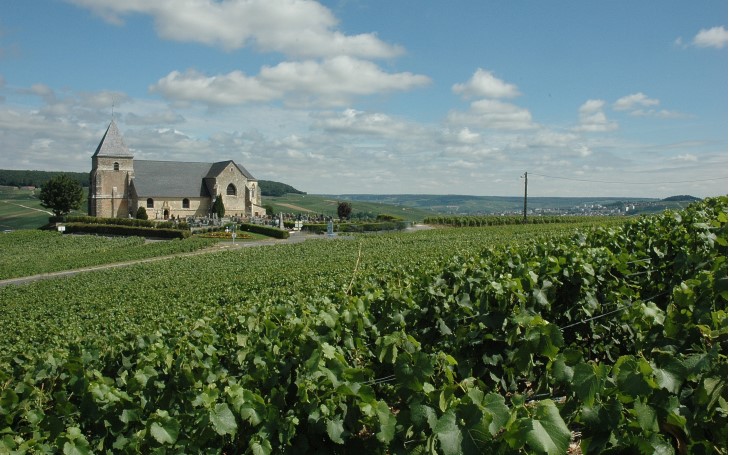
<box><xmin>671</xmin><ymin>153</ymin><xmax>698</xmax><ymax>162</ymax></box>
<box><xmin>28</xmin><ymin>83</ymin><xmax>54</xmax><ymax>99</ymax></box>
<box><xmin>628</xmin><ymin>109</ymin><xmax>686</xmax><ymax>119</ymax></box>
<box><xmin>612</xmin><ymin>93</ymin><xmax>687</xmax><ymax>118</ymax></box>
<box><xmin>1</xmin><ymin>79</ymin><xmax>725</xmax><ymax>197</ymax></box>
<box><xmin>447</xmin><ymin>99</ymin><xmax>535</xmax><ymax>131</ymax></box>
<box><xmin>259</xmin><ymin>57</ymin><xmax>431</xmax><ymax>102</ymax></box>
<box><xmin>67</xmin><ymin>0</ymin><xmax>403</xmax><ymax>58</ymax></box>
<box><xmin>692</xmin><ymin>26</ymin><xmax>728</xmax><ymax>49</ymax></box>
<box><xmin>151</xmin><ymin>57</ymin><xmax>430</xmax><ymax>107</ymax></box>
<box><xmin>124</xmin><ymin>110</ymin><xmax>186</xmax><ymax>126</ymax></box>
<box><xmin>150</xmin><ymin>69</ymin><xmax>280</xmax><ymax>105</ymax></box>
<box><xmin>312</xmin><ymin>108</ymin><xmax>415</xmax><ymax>137</ymax></box>
<box><xmin>572</xmin><ymin>144</ymin><xmax>592</xmax><ymax>157</ymax></box>
<box><xmin>613</xmin><ymin>92</ymin><xmax>660</xmax><ymax>111</ymax></box>
<box><xmin>452</xmin><ymin>69</ymin><xmax>521</xmax><ymax>99</ymax></box>
<box><xmin>574</xmin><ymin>99</ymin><xmax>618</xmax><ymax>132</ymax></box>
<box><xmin>447</xmin><ymin>159</ymin><xmax>479</xmax><ymax>169</ymax></box>
<box><xmin>453</xmin><ymin>127</ymin><xmax>481</xmax><ymax>144</ymax></box>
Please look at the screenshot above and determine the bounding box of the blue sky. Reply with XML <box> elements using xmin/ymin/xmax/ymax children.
<box><xmin>1</xmin><ymin>0</ymin><xmax>727</xmax><ymax>197</ymax></box>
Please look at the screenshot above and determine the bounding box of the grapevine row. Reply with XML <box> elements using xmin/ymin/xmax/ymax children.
<box><xmin>0</xmin><ymin>198</ymin><xmax>726</xmax><ymax>453</ymax></box>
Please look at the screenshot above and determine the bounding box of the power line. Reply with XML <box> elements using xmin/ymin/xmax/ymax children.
<box><xmin>529</xmin><ymin>172</ymin><xmax>727</xmax><ymax>185</ymax></box>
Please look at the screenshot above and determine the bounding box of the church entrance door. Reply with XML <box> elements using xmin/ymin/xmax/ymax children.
<box><xmin>164</xmin><ymin>209</ymin><xmax>169</xmax><ymax>220</ymax></box>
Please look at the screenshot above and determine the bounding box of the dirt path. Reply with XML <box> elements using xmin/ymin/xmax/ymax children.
<box><xmin>0</xmin><ymin>232</ymin><xmax>318</xmax><ymax>287</ymax></box>
<box><xmin>276</xmin><ymin>203</ymin><xmax>316</xmax><ymax>213</ymax></box>
<box><xmin>0</xmin><ymin>200</ymin><xmax>53</xmax><ymax>215</ymax></box>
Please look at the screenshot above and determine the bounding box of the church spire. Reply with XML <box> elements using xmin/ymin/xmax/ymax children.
<box><xmin>92</xmin><ymin>120</ymin><xmax>133</xmax><ymax>158</ymax></box>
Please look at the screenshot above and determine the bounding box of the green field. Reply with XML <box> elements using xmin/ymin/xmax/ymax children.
<box><xmin>0</xmin><ymin>187</ymin><xmax>52</xmax><ymax>230</ymax></box>
<box><xmin>0</xmin><ymin>186</ymin><xmax>88</xmax><ymax>230</ymax></box>
<box><xmin>0</xmin><ymin>198</ymin><xmax>726</xmax><ymax>454</ymax></box>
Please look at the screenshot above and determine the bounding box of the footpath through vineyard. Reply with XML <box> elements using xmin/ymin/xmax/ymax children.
<box><xmin>0</xmin><ymin>197</ymin><xmax>726</xmax><ymax>454</ymax></box>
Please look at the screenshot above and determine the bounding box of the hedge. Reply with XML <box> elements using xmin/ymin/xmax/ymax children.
<box><xmin>301</xmin><ymin>221</ymin><xmax>408</xmax><ymax>234</ymax></box>
<box><xmin>239</xmin><ymin>223</ymin><xmax>290</xmax><ymax>239</ymax></box>
<box><xmin>64</xmin><ymin>223</ymin><xmax>190</xmax><ymax>239</ymax></box>
<box><xmin>61</xmin><ymin>216</ymin><xmax>192</xmax><ymax>230</ymax></box>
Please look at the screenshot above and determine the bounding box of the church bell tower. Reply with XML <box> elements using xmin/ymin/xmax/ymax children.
<box><xmin>89</xmin><ymin>120</ymin><xmax>134</xmax><ymax>218</ymax></box>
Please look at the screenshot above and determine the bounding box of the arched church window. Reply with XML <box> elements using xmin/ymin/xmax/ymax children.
<box><xmin>113</xmin><ymin>162</ymin><xmax>120</xmax><ymax>171</ymax></box>
<box><xmin>147</xmin><ymin>198</ymin><xmax>154</xmax><ymax>208</ymax></box>
<box><xmin>226</xmin><ymin>183</ymin><xmax>237</xmax><ymax>196</ymax></box>
<box><xmin>182</xmin><ymin>198</ymin><xmax>190</xmax><ymax>209</ymax></box>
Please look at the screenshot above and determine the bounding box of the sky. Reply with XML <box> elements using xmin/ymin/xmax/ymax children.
<box><xmin>0</xmin><ymin>0</ymin><xmax>727</xmax><ymax>198</ymax></box>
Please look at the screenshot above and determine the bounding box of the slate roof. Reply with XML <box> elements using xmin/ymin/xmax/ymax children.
<box><xmin>93</xmin><ymin>120</ymin><xmax>133</xmax><ymax>157</ymax></box>
<box><xmin>131</xmin><ymin>160</ymin><xmax>256</xmax><ymax>198</ymax></box>
<box><xmin>206</xmin><ymin>160</ymin><xmax>256</xmax><ymax>180</ymax></box>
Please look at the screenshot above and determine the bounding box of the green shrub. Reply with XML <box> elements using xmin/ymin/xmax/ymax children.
<box><xmin>239</xmin><ymin>223</ymin><xmax>290</xmax><ymax>239</ymax></box>
<box><xmin>64</xmin><ymin>223</ymin><xmax>190</xmax><ymax>239</ymax></box>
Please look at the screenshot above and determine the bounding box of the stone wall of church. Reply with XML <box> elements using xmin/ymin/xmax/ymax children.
<box><xmin>132</xmin><ymin>197</ymin><xmax>211</xmax><ymax>220</ymax></box>
<box><xmin>215</xmin><ymin>163</ymin><xmax>250</xmax><ymax>216</ymax></box>
<box><xmin>89</xmin><ymin>157</ymin><xmax>132</xmax><ymax>218</ymax></box>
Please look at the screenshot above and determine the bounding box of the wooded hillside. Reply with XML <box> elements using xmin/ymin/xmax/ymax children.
<box><xmin>0</xmin><ymin>170</ymin><xmax>89</xmax><ymax>188</ymax></box>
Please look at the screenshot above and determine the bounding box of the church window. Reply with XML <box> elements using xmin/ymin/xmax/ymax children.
<box><xmin>147</xmin><ymin>198</ymin><xmax>154</xmax><ymax>208</ymax></box>
<box><xmin>226</xmin><ymin>183</ymin><xmax>237</xmax><ymax>196</ymax></box>
<box><xmin>113</xmin><ymin>162</ymin><xmax>120</xmax><ymax>171</ymax></box>
<box><xmin>182</xmin><ymin>198</ymin><xmax>190</xmax><ymax>209</ymax></box>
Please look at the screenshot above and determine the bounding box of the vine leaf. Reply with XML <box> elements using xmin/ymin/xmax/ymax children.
<box><xmin>434</xmin><ymin>409</ymin><xmax>463</xmax><ymax>455</ymax></box>
<box><xmin>375</xmin><ymin>400</ymin><xmax>396</xmax><ymax>443</ymax></box>
<box><xmin>210</xmin><ymin>403</ymin><xmax>238</xmax><ymax>436</ymax></box>
<box><xmin>149</xmin><ymin>411</ymin><xmax>180</xmax><ymax>445</ymax></box>
<box><xmin>327</xmin><ymin>417</ymin><xmax>346</xmax><ymax>444</ymax></box>
<box><xmin>523</xmin><ymin>400</ymin><xmax>571</xmax><ymax>455</ymax></box>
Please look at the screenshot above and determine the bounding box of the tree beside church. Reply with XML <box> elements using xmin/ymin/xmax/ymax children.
<box><xmin>40</xmin><ymin>174</ymin><xmax>84</xmax><ymax>217</ymax></box>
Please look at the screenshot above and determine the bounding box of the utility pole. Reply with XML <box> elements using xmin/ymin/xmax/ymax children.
<box><xmin>522</xmin><ymin>172</ymin><xmax>528</xmax><ymax>223</ymax></box>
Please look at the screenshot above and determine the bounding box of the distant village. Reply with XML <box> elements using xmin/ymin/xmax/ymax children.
<box><xmin>498</xmin><ymin>197</ymin><xmax>699</xmax><ymax>217</ymax></box>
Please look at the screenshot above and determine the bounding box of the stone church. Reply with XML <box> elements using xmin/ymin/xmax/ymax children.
<box><xmin>89</xmin><ymin>120</ymin><xmax>264</xmax><ymax>220</ymax></box>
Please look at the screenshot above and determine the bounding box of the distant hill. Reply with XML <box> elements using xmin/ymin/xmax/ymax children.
<box><xmin>332</xmin><ymin>194</ymin><xmax>656</xmax><ymax>215</ymax></box>
<box><xmin>262</xmin><ymin>193</ymin><xmax>433</xmax><ymax>222</ymax></box>
<box><xmin>258</xmin><ymin>180</ymin><xmax>305</xmax><ymax>197</ymax></box>
<box><xmin>0</xmin><ymin>169</ymin><xmax>89</xmax><ymax>188</ymax></box>
<box><xmin>662</xmin><ymin>195</ymin><xmax>700</xmax><ymax>202</ymax></box>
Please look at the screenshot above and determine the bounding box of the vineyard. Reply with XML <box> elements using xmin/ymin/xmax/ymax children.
<box><xmin>0</xmin><ymin>231</ymin><xmax>216</xmax><ymax>281</ymax></box>
<box><xmin>0</xmin><ymin>198</ymin><xmax>726</xmax><ymax>454</ymax></box>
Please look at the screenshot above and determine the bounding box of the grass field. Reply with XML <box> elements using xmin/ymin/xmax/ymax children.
<box><xmin>0</xmin><ymin>186</ymin><xmax>88</xmax><ymax>230</ymax></box>
<box><xmin>0</xmin><ymin>187</ymin><xmax>51</xmax><ymax>230</ymax></box>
